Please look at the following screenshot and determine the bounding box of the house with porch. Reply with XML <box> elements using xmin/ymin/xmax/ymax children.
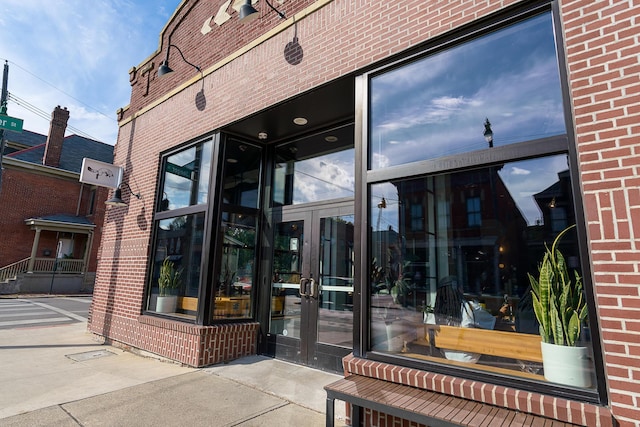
<box><xmin>0</xmin><ymin>105</ymin><xmax>113</xmax><ymax>294</ymax></box>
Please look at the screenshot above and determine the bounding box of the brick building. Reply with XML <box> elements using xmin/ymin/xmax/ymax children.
<box><xmin>0</xmin><ymin>106</ymin><xmax>112</xmax><ymax>293</ymax></box>
<box><xmin>89</xmin><ymin>1</ymin><xmax>640</xmax><ymax>426</ymax></box>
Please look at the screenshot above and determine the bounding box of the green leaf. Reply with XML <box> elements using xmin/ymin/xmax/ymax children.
<box><xmin>567</xmin><ymin>311</ymin><xmax>580</xmax><ymax>346</ymax></box>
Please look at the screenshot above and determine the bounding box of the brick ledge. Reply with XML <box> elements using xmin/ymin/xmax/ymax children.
<box><xmin>343</xmin><ymin>354</ymin><xmax>613</xmax><ymax>427</ymax></box>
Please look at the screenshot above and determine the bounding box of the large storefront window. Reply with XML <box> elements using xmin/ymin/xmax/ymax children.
<box><xmin>147</xmin><ymin>138</ymin><xmax>212</xmax><ymax>318</ymax></box>
<box><xmin>365</xmin><ymin>8</ymin><xmax>599</xmax><ymax>395</ymax></box>
<box><xmin>148</xmin><ymin>213</ymin><xmax>204</xmax><ymax>317</ymax></box>
<box><xmin>147</xmin><ymin>137</ymin><xmax>262</xmax><ymax>322</ymax></box>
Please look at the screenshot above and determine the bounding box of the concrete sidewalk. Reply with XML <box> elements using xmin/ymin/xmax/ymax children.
<box><xmin>0</xmin><ymin>321</ymin><xmax>347</xmax><ymax>426</ymax></box>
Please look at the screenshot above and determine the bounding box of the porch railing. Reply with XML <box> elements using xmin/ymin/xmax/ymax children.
<box><xmin>0</xmin><ymin>257</ymin><xmax>84</xmax><ymax>283</ymax></box>
<box><xmin>0</xmin><ymin>258</ymin><xmax>30</xmax><ymax>283</ymax></box>
<box><xmin>32</xmin><ymin>258</ymin><xmax>84</xmax><ymax>273</ymax></box>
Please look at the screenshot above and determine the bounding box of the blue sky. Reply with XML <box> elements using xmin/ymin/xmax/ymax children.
<box><xmin>0</xmin><ymin>0</ymin><xmax>182</xmax><ymax>145</ymax></box>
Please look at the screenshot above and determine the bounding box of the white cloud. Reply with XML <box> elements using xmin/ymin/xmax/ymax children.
<box><xmin>510</xmin><ymin>166</ymin><xmax>531</xmax><ymax>175</ymax></box>
<box><xmin>0</xmin><ymin>0</ymin><xmax>180</xmax><ymax>145</ymax></box>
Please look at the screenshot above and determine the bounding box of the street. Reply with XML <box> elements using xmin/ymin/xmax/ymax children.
<box><xmin>0</xmin><ymin>296</ymin><xmax>90</xmax><ymax>330</ymax></box>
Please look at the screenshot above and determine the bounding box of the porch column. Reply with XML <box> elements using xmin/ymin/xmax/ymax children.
<box><xmin>82</xmin><ymin>231</ymin><xmax>93</xmax><ymax>274</ymax></box>
<box><xmin>27</xmin><ymin>227</ymin><xmax>42</xmax><ymax>272</ymax></box>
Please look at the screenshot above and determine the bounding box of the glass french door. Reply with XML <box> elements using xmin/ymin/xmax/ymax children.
<box><xmin>268</xmin><ymin>200</ymin><xmax>354</xmax><ymax>372</ymax></box>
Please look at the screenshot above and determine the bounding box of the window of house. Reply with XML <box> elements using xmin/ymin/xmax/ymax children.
<box><xmin>409</xmin><ymin>203</ymin><xmax>424</xmax><ymax>231</ymax></box>
<box><xmin>365</xmin><ymin>7</ymin><xmax>600</xmax><ymax>398</ymax></box>
<box><xmin>88</xmin><ymin>188</ymin><xmax>96</xmax><ymax>215</ymax></box>
<box><xmin>466</xmin><ymin>196</ymin><xmax>481</xmax><ymax>227</ymax></box>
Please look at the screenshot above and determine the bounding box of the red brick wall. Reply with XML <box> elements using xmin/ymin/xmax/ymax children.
<box><xmin>561</xmin><ymin>1</ymin><xmax>640</xmax><ymax>425</ymax></box>
<box><xmin>0</xmin><ymin>164</ymin><xmax>108</xmax><ymax>275</ymax></box>
<box><xmin>87</xmin><ymin>186</ymin><xmax>109</xmax><ymax>272</ymax></box>
<box><xmin>126</xmin><ymin>0</ymin><xmax>315</xmax><ymax>118</ymax></box>
<box><xmin>88</xmin><ymin>309</ymin><xmax>258</xmax><ymax>367</ymax></box>
<box><xmin>94</xmin><ymin>0</ymin><xmax>640</xmax><ymax>425</ymax></box>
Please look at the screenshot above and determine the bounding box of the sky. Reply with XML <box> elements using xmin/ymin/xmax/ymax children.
<box><xmin>0</xmin><ymin>0</ymin><xmax>183</xmax><ymax>145</ymax></box>
<box><xmin>368</xmin><ymin>12</ymin><xmax>566</xmax><ymax>226</ymax></box>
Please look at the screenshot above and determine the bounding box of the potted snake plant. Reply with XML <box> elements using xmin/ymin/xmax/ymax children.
<box><xmin>528</xmin><ymin>224</ymin><xmax>591</xmax><ymax>387</ymax></box>
<box><xmin>156</xmin><ymin>257</ymin><xmax>182</xmax><ymax>313</ymax></box>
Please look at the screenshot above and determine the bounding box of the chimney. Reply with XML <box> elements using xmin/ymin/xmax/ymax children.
<box><xmin>43</xmin><ymin>105</ymin><xmax>70</xmax><ymax>168</ymax></box>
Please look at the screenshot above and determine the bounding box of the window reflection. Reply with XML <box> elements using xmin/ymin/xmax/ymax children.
<box><xmin>369</xmin><ymin>155</ymin><xmax>595</xmax><ymax>387</ymax></box>
<box><xmin>273</xmin><ymin>124</ymin><xmax>354</xmax><ymax>206</ymax></box>
<box><xmin>214</xmin><ymin>212</ymin><xmax>257</xmax><ymax>319</ymax></box>
<box><xmin>212</xmin><ymin>139</ymin><xmax>262</xmax><ymax>320</ymax></box>
<box><xmin>223</xmin><ymin>140</ymin><xmax>261</xmax><ymax>209</ymax></box>
<box><xmin>369</xmin><ymin>13</ymin><xmax>565</xmax><ymax>169</ymax></box>
<box><xmin>147</xmin><ymin>213</ymin><xmax>204</xmax><ymax>318</ymax></box>
<box><xmin>160</xmin><ymin>140</ymin><xmax>212</xmax><ymax>211</ymax></box>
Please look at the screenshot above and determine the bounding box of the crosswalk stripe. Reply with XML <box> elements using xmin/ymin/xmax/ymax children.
<box><xmin>0</xmin><ymin>311</ymin><xmax>51</xmax><ymax>319</ymax></box>
<box><xmin>0</xmin><ymin>317</ymin><xmax>70</xmax><ymax>327</ymax></box>
<box><xmin>61</xmin><ymin>297</ymin><xmax>92</xmax><ymax>304</ymax></box>
<box><xmin>23</xmin><ymin>300</ymin><xmax>88</xmax><ymax>322</ymax></box>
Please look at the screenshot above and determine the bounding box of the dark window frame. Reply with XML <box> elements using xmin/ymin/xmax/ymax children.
<box><xmin>203</xmin><ymin>135</ymin><xmax>264</xmax><ymax>324</ymax></box>
<box><xmin>355</xmin><ymin>1</ymin><xmax>607</xmax><ymax>405</ymax></box>
<box><xmin>143</xmin><ymin>134</ymin><xmax>217</xmax><ymax>325</ymax></box>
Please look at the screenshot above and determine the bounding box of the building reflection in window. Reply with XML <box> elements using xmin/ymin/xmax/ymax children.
<box><xmin>369</xmin><ymin>155</ymin><xmax>595</xmax><ymax>387</ymax></box>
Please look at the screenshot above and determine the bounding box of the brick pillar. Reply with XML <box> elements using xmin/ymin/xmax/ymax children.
<box><xmin>43</xmin><ymin>105</ymin><xmax>70</xmax><ymax>168</ymax></box>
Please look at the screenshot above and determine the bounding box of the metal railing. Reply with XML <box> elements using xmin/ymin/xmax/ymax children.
<box><xmin>0</xmin><ymin>258</ymin><xmax>30</xmax><ymax>283</ymax></box>
<box><xmin>0</xmin><ymin>257</ymin><xmax>84</xmax><ymax>283</ymax></box>
<box><xmin>33</xmin><ymin>258</ymin><xmax>84</xmax><ymax>273</ymax></box>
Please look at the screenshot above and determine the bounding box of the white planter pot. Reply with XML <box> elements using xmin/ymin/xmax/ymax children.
<box><xmin>156</xmin><ymin>295</ymin><xmax>178</xmax><ymax>313</ymax></box>
<box><xmin>541</xmin><ymin>341</ymin><xmax>592</xmax><ymax>388</ymax></box>
<box><xmin>423</xmin><ymin>312</ymin><xmax>436</xmax><ymax>325</ymax></box>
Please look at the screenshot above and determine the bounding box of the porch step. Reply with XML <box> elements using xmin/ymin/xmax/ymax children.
<box><xmin>0</xmin><ymin>277</ymin><xmax>19</xmax><ymax>295</ymax></box>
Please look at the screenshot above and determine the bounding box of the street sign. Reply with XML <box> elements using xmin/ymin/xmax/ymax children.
<box><xmin>0</xmin><ymin>114</ymin><xmax>23</xmax><ymax>132</ymax></box>
<box><xmin>166</xmin><ymin>162</ymin><xmax>193</xmax><ymax>179</ymax></box>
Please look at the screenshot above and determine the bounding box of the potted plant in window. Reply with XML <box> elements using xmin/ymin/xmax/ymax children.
<box><xmin>528</xmin><ymin>224</ymin><xmax>591</xmax><ymax>387</ymax></box>
<box><xmin>157</xmin><ymin>257</ymin><xmax>182</xmax><ymax>313</ymax></box>
<box><xmin>371</xmin><ymin>256</ymin><xmax>416</xmax><ymax>352</ymax></box>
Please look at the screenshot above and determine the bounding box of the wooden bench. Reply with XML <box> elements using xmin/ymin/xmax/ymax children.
<box><xmin>422</xmin><ymin>324</ymin><xmax>542</xmax><ymax>362</ymax></box>
<box><xmin>325</xmin><ymin>327</ymin><xmax>554</xmax><ymax>426</ymax></box>
<box><xmin>177</xmin><ymin>296</ymin><xmax>198</xmax><ymax>311</ymax></box>
<box><xmin>401</xmin><ymin>324</ymin><xmax>545</xmax><ymax>380</ymax></box>
<box><xmin>325</xmin><ymin>375</ymin><xmax>578</xmax><ymax>427</ymax></box>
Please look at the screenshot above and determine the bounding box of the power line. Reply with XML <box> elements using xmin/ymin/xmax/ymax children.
<box><xmin>2</xmin><ymin>58</ymin><xmax>116</xmax><ymax>123</ymax></box>
<box><xmin>8</xmin><ymin>93</ymin><xmax>100</xmax><ymax>141</ymax></box>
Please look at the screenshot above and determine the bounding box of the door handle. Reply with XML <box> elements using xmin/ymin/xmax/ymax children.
<box><xmin>299</xmin><ymin>278</ymin><xmax>309</xmax><ymax>297</ymax></box>
<box><xmin>309</xmin><ymin>278</ymin><xmax>319</xmax><ymax>299</ymax></box>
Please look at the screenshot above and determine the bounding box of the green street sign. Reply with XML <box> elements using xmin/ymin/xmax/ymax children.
<box><xmin>166</xmin><ymin>162</ymin><xmax>192</xmax><ymax>179</ymax></box>
<box><xmin>0</xmin><ymin>114</ymin><xmax>23</xmax><ymax>132</ymax></box>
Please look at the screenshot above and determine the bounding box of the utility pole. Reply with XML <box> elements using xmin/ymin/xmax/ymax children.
<box><xmin>0</xmin><ymin>60</ymin><xmax>9</xmax><ymax>193</ymax></box>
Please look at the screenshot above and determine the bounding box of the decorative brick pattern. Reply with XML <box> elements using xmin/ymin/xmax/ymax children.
<box><xmin>561</xmin><ymin>1</ymin><xmax>640</xmax><ymax>426</ymax></box>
